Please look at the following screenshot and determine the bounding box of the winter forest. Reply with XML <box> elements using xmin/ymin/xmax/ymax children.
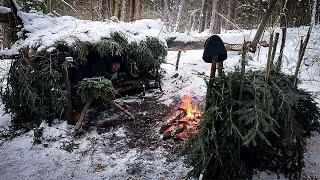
<box><xmin>0</xmin><ymin>0</ymin><xmax>320</xmax><ymax>179</ymax></box>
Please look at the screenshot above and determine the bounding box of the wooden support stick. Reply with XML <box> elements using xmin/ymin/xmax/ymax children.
<box><xmin>157</xmin><ymin>69</ymin><xmax>163</xmax><ymax>92</ymax></box>
<box><xmin>270</xmin><ymin>32</ymin><xmax>280</xmax><ymax>66</ymax></box>
<box><xmin>72</xmin><ymin>97</ymin><xmax>93</xmax><ymax>137</ymax></box>
<box><xmin>265</xmin><ymin>31</ymin><xmax>274</xmax><ymax>81</ymax></box>
<box><xmin>63</xmin><ymin>64</ymin><xmax>73</xmax><ymax>121</ymax></box>
<box><xmin>293</xmin><ymin>26</ymin><xmax>311</xmax><ymax>88</ymax></box>
<box><xmin>240</xmin><ymin>42</ymin><xmax>249</xmax><ymax>99</ymax></box>
<box><xmin>105</xmin><ymin>98</ymin><xmax>135</xmax><ymax>120</ymax></box>
<box><xmin>175</xmin><ymin>51</ymin><xmax>182</xmax><ymax>71</ymax></box>
<box><xmin>205</xmin><ymin>56</ymin><xmax>218</xmax><ymax>111</ymax></box>
<box><xmin>217</xmin><ymin>62</ymin><xmax>223</xmax><ymax>76</ymax></box>
<box><xmin>210</xmin><ymin>57</ymin><xmax>218</xmax><ymax>79</ymax></box>
<box><xmin>276</xmin><ymin>13</ymin><xmax>287</xmax><ymax>72</ymax></box>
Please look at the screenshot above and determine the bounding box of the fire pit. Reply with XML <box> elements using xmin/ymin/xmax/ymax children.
<box><xmin>160</xmin><ymin>92</ymin><xmax>201</xmax><ymax>140</ymax></box>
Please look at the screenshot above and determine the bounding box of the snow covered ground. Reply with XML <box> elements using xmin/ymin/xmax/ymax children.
<box><xmin>1</xmin><ymin>22</ymin><xmax>320</xmax><ymax>179</ymax></box>
<box><xmin>0</xmin><ymin>60</ymin><xmax>11</xmax><ymax>132</ymax></box>
<box><xmin>0</xmin><ymin>121</ymin><xmax>190</xmax><ymax>179</ymax></box>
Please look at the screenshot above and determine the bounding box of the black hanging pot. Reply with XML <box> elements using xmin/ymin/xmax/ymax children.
<box><xmin>202</xmin><ymin>35</ymin><xmax>227</xmax><ymax>63</ymax></box>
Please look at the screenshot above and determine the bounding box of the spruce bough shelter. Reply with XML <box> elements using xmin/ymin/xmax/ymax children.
<box><xmin>0</xmin><ymin>12</ymin><xmax>167</xmax><ymax>125</ymax></box>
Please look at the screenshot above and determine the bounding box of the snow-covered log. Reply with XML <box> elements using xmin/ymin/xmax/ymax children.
<box><xmin>166</xmin><ymin>36</ymin><xmax>268</xmax><ymax>51</ymax></box>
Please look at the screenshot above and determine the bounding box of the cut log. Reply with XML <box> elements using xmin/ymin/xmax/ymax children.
<box><xmin>166</xmin><ymin>37</ymin><xmax>268</xmax><ymax>52</ymax></box>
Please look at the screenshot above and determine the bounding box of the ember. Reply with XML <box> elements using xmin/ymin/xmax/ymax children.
<box><xmin>160</xmin><ymin>92</ymin><xmax>201</xmax><ymax>140</ymax></box>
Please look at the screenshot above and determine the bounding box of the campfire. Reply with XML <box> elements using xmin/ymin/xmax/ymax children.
<box><xmin>160</xmin><ymin>92</ymin><xmax>201</xmax><ymax>140</ymax></box>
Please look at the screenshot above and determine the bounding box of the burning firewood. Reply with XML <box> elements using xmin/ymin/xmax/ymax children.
<box><xmin>175</xmin><ymin>132</ymin><xmax>189</xmax><ymax>140</ymax></box>
<box><xmin>160</xmin><ymin>92</ymin><xmax>201</xmax><ymax>141</ymax></box>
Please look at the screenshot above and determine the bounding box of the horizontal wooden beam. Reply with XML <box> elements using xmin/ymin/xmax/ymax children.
<box><xmin>166</xmin><ymin>37</ymin><xmax>269</xmax><ymax>52</ymax></box>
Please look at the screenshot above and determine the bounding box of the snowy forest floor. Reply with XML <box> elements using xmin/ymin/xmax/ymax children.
<box><xmin>1</xmin><ymin>26</ymin><xmax>320</xmax><ymax>179</ymax></box>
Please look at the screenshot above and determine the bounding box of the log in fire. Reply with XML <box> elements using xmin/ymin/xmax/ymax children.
<box><xmin>160</xmin><ymin>92</ymin><xmax>201</xmax><ymax>140</ymax></box>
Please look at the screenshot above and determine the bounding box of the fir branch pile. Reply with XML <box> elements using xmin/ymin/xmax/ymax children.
<box><xmin>0</xmin><ymin>33</ymin><xmax>166</xmax><ymax>126</ymax></box>
<box><xmin>77</xmin><ymin>78</ymin><xmax>116</xmax><ymax>103</ymax></box>
<box><xmin>185</xmin><ymin>70</ymin><xmax>320</xmax><ymax>179</ymax></box>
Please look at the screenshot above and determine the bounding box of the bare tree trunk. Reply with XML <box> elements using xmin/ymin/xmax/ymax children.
<box><xmin>130</xmin><ymin>0</ymin><xmax>136</xmax><ymax>21</ymax></box>
<box><xmin>101</xmin><ymin>0</ymin><xmax>107</xmax><ymax>20</ymax></box>
<box><xmin>123</xmin><ymin>0</ymin><xmax>130</xmax><ymax>21</ymax></box>
<box><xmin>226</xmin><ymin>0</ymin><xmax>236</xmax><ymax>29</ymax></box>
<box><xmin>47</xmin><ymin>0</ymin><xmax>53</xmax><ymax>13</ymax></box>
<box><xmin>173</xmin><ymin>0</ymin><xmax>185</xmax><ymax>32</ymax></box>
<box><xmin>90</xmin><ymin>0</ymin><xmax>94</xmax><ymax>20</ymax></box>
<box><xmin>111</xmin><ymin>0</ymin><xmax>116</xmax><ymax>16</ymax></box>
<box><xmin>210</xmin><ymin>0</ymin><xmax>222</xmax><ymax>34</ymax></box>
<box><xmin>135</xmin><ymin>0</ymin><xmax>141</xmax><ymax>20</ymax></box>
<box><xmin>205</xmin><ymin>3</ymin><xmax>212</xmax><ymax>29</ymax></box>
<box><xmin>199</xmin><ymin>0</ymin><xmax>208</xmax><ymax>32</ymax></box>
<box><xmin>116</xmin><ymin>0</ymin><xmax>122</xmax><ymax>19</ymax></box>
<box><xmin>250</xmin><ymin>0</ymin><xmax>278</xmax><ymax>52</ymax></box>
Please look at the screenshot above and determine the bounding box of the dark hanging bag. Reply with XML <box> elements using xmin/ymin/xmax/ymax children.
<box><xmin>202</xmin><ymin>35</ymin><xmax>227</xmax><ymax>63</ymax></box>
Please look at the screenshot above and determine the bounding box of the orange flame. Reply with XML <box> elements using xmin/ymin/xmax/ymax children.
<box><xmin>163</xmin><ymin>92</ymin><xmax>202</xmax><ymax>140</ymax></box>
<box><xmin>180</xmin><ymin>92</ymin><xmax>200</xmax><ymax>118</ymax></box>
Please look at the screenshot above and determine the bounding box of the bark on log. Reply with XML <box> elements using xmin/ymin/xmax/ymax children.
<box><xmin>166</xmin><ymin>37</ymin><xmax>269</xmax><ymax>51</ymax></box>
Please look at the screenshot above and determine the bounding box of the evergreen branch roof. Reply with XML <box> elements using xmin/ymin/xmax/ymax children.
<box><xmin>0</xmin><ymin>12</ymin><xmax>167</xmax><ymax>56</ymax></box>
